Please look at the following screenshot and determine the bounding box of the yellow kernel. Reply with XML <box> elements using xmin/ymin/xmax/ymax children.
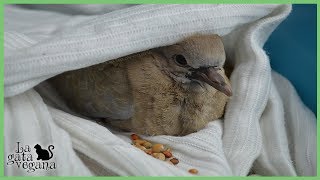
<box><xmin>133</xmin><ymin>139</ymin><xmax>146</xmax><ymax>145</ymax></box>
<box><xmin>152</xmin><ymin>153</ymin><xmax>166</xmax><ymax>161</ymax></box>
<box><xmin>152</xmin><ymin>144</ymin><xmax>165</xmax><ymax>153</ymax></box>
<box><xmin>142</xmin><ymin>141</ymin><xmax>152</xmax><ymax>149</ymax></box>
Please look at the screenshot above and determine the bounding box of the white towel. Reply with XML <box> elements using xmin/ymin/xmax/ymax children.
<box><xmin>4</xmin><ymin>4</ymin><xmax>316</xmax><ymax>176</ymax></box>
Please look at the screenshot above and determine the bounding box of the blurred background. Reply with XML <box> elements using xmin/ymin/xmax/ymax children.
<box><xmin>264</xmin><ymin>4</ymin><xmax>317</xmax><ymax>115</ymax></box>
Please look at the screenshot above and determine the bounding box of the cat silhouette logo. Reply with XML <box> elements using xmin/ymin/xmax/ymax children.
<box><xmin>34</xmin><ymin>144</ymin><xmax>54</xmax><ymax>161</ymax></box>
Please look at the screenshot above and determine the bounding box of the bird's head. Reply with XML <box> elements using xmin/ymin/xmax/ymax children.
<box><xmin>154</xmin><ymin>34</ymin><xmax>232</xmax><ymax>96</ymax></box>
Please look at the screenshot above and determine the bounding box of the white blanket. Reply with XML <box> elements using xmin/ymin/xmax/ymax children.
<box><xmin>4</xmin><ymin>4</ymin><xmax>316</xmax><ymax>176</ymax></box>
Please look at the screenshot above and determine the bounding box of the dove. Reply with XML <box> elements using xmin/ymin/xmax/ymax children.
<box><xmin>48</xmin><ymin>34</ymin><xmax>232</xmax><ymax>136</ymax></box>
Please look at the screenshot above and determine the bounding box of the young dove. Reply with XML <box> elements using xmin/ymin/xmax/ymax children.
<box><xmin>48</xmin><ymin>34</ymin><xmax>232</xmax><ymax>136</ymax></box>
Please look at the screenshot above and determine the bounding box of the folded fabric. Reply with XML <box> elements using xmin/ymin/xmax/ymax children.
<box><xmin>4</xmin><ymin>4</ymin><xmax>316</xmax><ymax>176</ymax></box>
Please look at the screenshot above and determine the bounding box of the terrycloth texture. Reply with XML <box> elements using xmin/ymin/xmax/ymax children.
<box><xmin>4</xmin><ymin>4</ymin><xmax>316</xmax><ymax>176</ymax></box>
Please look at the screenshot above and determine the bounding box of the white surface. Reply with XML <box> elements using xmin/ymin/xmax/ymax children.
<box><xmin>4</xmin><ymin>4</ymin><xmax>316</xmax><ymax>176</ymax></box>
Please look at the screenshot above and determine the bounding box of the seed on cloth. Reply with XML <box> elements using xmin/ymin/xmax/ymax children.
<box><xmin>169</xmin><ymin>158</ymin><xmax>179</xmax><ymax>165</ymax></box>
<box><xmin>145</xmin><ymin>149</ymin><xmax>152</xmax><ymax>155</ymax></box>
<box><xmin>135</xmin><ymin>144</ymin><xmax>147</xmax><ymax>151</ymax></box>
<box><xmin>188</xmin><ymin>168</ymin><xmax>198</xmax><ymax>174</ymax></box>
<box><xmin>166</xmin><ymin>160</ymin><xmax>174</xmax><ymax>165</ymax></box>
<box><xmin>152</xmin><ymin>153</ymin><xmax>166</xmax><ymax>161</ymax></box>
<box><xmin>142</xmin><ymin>141</ymin><xmax>152</xmax><ymax>149</ymax></box>
<box><xmin>152</xmin><ymin>144</ymin><xmax>165</xmax><ymax>153</ymax></box>
<box><xmin>162</xmin><ymin>150</ymin><xmax>172</xmax><ymax>158</ymax></box>
<box><xmin>131</xmin><ymin>134</ymin><xmax>140</xmax><ymax>140</ymax></box>
<box><xmin>133</xmin><ymin>139</ymin><xmax>146</xmax><ymax>145</ymax></box>
<box><xmin>130</xmin><ymin>134</ymin><xmax>180</xmax><ymax>165</ymax></box>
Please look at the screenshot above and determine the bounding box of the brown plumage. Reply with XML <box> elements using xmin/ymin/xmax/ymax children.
<box><xmin>48</xmin><ymin>34</ymin><xmax>232</xmax><ymax>136</ymax></box>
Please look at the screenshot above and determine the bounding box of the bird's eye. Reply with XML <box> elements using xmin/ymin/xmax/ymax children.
<box><xmin>174</xmin><ymin>54</ymin><xmax>188</xmax><ymax>66</ymax></box>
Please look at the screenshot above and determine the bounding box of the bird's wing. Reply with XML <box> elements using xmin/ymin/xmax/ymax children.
<box><xmin>49</xmin><ymin>60</ymin><xmax>134</xmax><ymax>120</ymax></box>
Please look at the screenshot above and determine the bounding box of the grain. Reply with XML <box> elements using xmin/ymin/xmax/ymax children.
<box><xmin>188</xmin><ymin>168</ymin><xmax>198</xmax><ymax>174</ymax></box>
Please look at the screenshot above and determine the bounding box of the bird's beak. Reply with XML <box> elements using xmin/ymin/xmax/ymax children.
<box><xmin>188</xmin><ymin>67</ymin><xmax>232</xmax><ymax>96</ymax></box>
